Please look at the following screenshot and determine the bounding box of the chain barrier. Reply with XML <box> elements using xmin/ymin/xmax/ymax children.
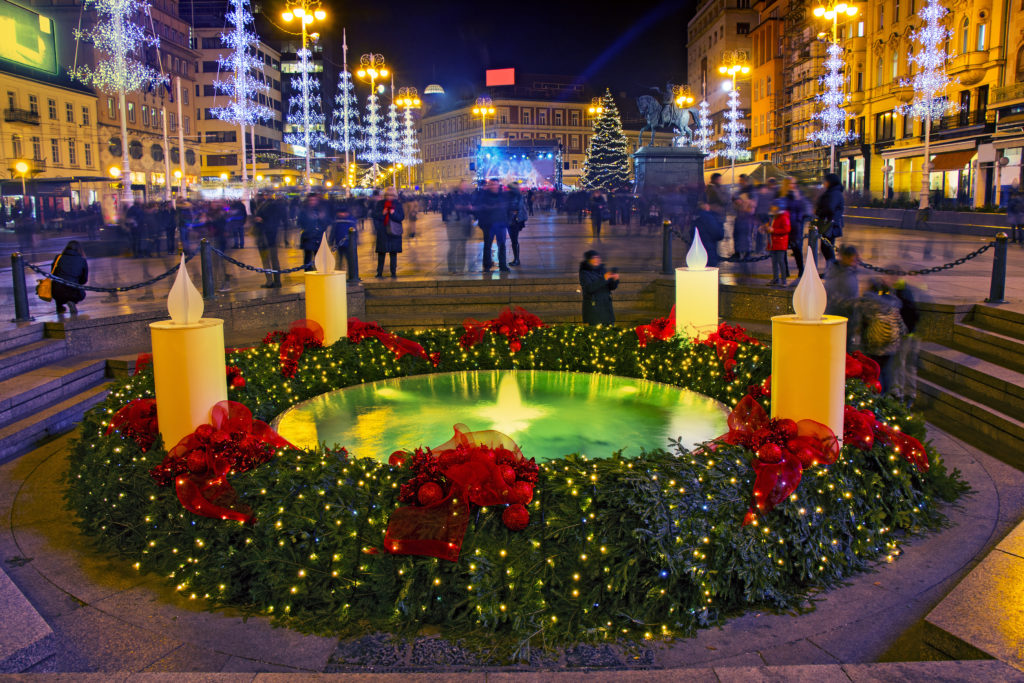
<box><xmin>24</xmin><ymin>253</ymin><xmax>195</xmax><ymax>293</ymax></box>
<box><xmin>817</xmin><ymin>234</ymin><xmax>995</xmax><ymax>276</ymax></box>
<box><xmin>210</xmin><ymin>247</ymin><xmax>313</xmax><ymax>274</ymax></box>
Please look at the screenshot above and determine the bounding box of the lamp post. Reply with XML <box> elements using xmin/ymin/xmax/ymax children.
<box><xmin>718</xmin><ymin>51</ymin><xmax>751</xmax><ymax>189</ymax></box>
<box><xmin>472</xmin><ymin>96</ymin><xmax>495</xmax><ymax>141</ymax></box>
<box><xmin>356</xmin><ymin>53</ymin><xmax>388</xmax><ymax>184</ymax></box>
<box><xmin>397</xmin><ymin>87</ymin><xmax>421</xmax><ymax>187</ymax></box>
<box><xmin>588</xmin><ymin>96</ymin><xmax>603</xmax><ymax>118</ymax></box>
<box><xmin>281</xmin><ymin>2</ymin><xmax>327</xmax><ymax>191</ymax></box>
<box><xmin>812</xmin><ymin>1</ymin><xmax>859</xmax><ymax>174</ymax></box>
<box><xmin>674</xmin><ymin>85</ymin><xmax>695</xmax><ymax>108</ymax></box>
<box><xmin>14</xmin><ymin>160</ymin><xmax>28</xmax><ymax>201</ymax></box>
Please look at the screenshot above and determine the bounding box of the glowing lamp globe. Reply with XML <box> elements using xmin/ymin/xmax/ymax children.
<box><xmin>314</xmin><ymin>8</ymin><xmax>326</xmax><ymax>20</ymax></box>
<box><xmin>14</xmin><ymin>161</ymin><xmax>28</xmax><ymax>174</ymax></box>
<box><xmin>167</xmin><ymin>254</ymin><xmax>203</xmax><ymax>325</ymax></box>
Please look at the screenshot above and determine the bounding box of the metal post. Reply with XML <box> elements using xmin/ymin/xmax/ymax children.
<box><xmin>10</xmin><ymin>253</ymin><xmax>33</xmax><ymax>322</ymax></box>
<box><xmin>986</xmin><ymin>232</ymin><xmax>1008</xmax><ymax>304</ymax></box>
<box><xmin>199</xmin><ymin>238</ymin><xmax>215</xmax><ymax>300</ymax></box>
<box><xmin>662</xmin><ymin>220</ymin><xmax>673</xmax><ymax>275</ymax></box>
<box><xmin>347</xmin><ymin>226</ymin><xmax>360</xmax><ymax>281</ymax></box>
<box><xmin>807</xmin><ymin>224</ymin><xmax>820</xmax><ymax>272</ymax></box>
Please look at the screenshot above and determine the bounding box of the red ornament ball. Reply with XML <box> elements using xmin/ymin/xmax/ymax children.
<box><xmin>756</xmin><ymin>442</ymin><xmax>783</xmax><ymax>464</ymax></box>
<box><xmin>499</xmin><ymin>464</ymin><xmax>517</xmax><ymax>485</ymax></box>
<box><xmin>186</xmin><ymin>451</ymin><xmax>209</xmax><ymax>474</ymax></box>
<box><xmin>231</xmin><ymin>375</ymin><xmax>246</xmax><ymax>389</ymax></box>
<box><xmin>388</xmin><ymin>451</ymin><xmax>407</xmax><ymax>467</ymax></box>
<box><xmin>508</xmin><ymin>480</ymin><xmax>534</xmax><ymax>505</ymax></box>
<box><xmin>502</xmin><ymin>504</ymin><xmax>530</xmax><ymax>531</ymax></box>
<box><xmin>417</xmin><ymin>482</ymin><xmax>444</xmax><ymax>506</ymax></box>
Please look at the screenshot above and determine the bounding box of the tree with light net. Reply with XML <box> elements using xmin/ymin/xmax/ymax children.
<box><xmin>579</xmin><ymin>89</ymin><xmax>630</xmax><ymax>191</ymax></box>
<box><xmin>694</xmin><ymin>99</ymin><xmax>718</xmax><ymax>159</ymax></box>
<box><xmin>72</xmin><ymin>0</ymin><xmax>165</xmax><ymax>204</ymax></box>
<box><xmin>210</xmin><ymin>0</ymin><xmax>273</xmax><ymax>197</ymax></box>
<box><xmin>331</xmin><ymin>66</ymin><xmax>361</xmax><ymax>166</ymax></box>
<box><xmin>810</xmin><ymin>41</ymin><xmax>856</xmax><ymax>174</ymax></box>
<box><xmin>284</xmin><ymin>47</ymin><xmax>329</xmax><ymax>187</ymax></box>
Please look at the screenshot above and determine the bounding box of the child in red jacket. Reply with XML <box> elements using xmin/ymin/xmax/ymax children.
<box><xmin>767</xmin><ymin>200</ymin><xmax>791</xmax><ymax>286</ymax></box>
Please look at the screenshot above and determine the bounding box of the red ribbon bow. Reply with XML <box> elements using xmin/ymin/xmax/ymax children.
<box><xmin>106</xmin><ymin>398</ymin><xmax>159</xmax><ymax>451</ymax></box>
<box><xmin>459</xmin><ymin>306</ymin><xmax>544</xmax><ymax>353</ymax></box>
<box><xmin>150</xmin><ymin>400</ymin><xmax>294</xmax><ymax>524</ymax></box>
<box><xmin>845</xmin><ymin>351</ymin><xmax>882</xmax><ymax>393</ymax></box>
<box><xmin>843</xmin><ymin>404</ymin><xmax>928</xmax><ymax>472</ymax></box>
<box><xmin>348</xmin><ymin>317</ymin><xmax>440</xmax><ymax>366</ymax></box>
<box><xmin>718</xmin><ymin>396</ymin><xmax>839</xmax><ymax>525</ymax></box>
<box><xmin>384</xmin><ymin>424</ymin><xmax>538</xmax><ymax>562</ymax></box>
<box><xmin>697</xmin><ymin>323</ymin><xmax>762</xmax><ymax>381</ymax></box>
<box><xmin>263</xmin><ymin>319</ymin><xmax>324</xmax><ymax>377</ymax></box>
<box><xmin>635</xmin><ymin>306</ymin><xmax>676</xmax><ymax>348</ymax></box>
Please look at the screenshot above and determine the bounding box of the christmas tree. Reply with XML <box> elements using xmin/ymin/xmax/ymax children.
<box><xmin>898</xmin><ymin>0</ymin><xmax>957</xmax><ymax>209</ymax></box>
<box><xmin>210</xmin><ymin>0</ymin><xmax>273</xmax><ymax>194</ymax></box>
<box><xmin>331</xmin><ymin>66</ymin><xmax>361</xmax><ymax>163</ymax></box>
<box><xmin>72</xmin><ymin>0</ymin><xmax>165</xmax><ymax>203</ymax></box>
<box><xmin>694</xmin><ymin>100</ymin><xmax>718</xmax><ymax>158</ymax></box>
<box><xmin>579</xmin><ymin>89</ymin><xmax>630</xmax><ymax>191</ymax></box>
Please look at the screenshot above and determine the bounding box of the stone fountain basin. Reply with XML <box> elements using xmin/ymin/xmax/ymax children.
<box><xmin>272</xmin><ymin>370</ymin><xmax>730</xmax><ymax>462</ymax></box>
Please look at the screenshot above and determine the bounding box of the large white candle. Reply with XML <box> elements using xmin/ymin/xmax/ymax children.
<box><xmin>305</xmin><ymin>232</ymin><xmax>347</xmax><ymax>345</ymax></box>
<box><xmin>675</xmin><ymin>234</ymin><xmax>719</xmax><ymax>336</ymax></box>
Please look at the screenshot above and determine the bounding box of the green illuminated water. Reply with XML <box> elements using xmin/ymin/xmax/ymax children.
<box><xmin>273</xmin><ymin>371</ymin><xmax>729</xmax><ymax>462</ymax></box>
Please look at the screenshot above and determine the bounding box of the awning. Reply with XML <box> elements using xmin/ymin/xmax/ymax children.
<box><xmin>929</xmin><ymin>149</ymin><xmax>976</xmax><ymax>171</ymax></box>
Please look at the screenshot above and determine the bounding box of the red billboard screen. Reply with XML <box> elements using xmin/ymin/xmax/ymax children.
<box><xmin>485</xmin><ymin>68</ymin><xmax>515</xmax><ymax>86</ymax></box>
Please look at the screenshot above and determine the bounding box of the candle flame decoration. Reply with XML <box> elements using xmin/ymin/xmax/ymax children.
<box><xmin>686</xmin><ymin>232</ymin><xmax>708</xmax><ymax>269</ymax></box>
<box><xmin>314</xmin><ymin>231</ymin><xmax>334</xmax><ymax>274</ymax></box>
<box><xmin>167</xmin><ymin>254</ymin><xmax>204</xmax><ymax>325</ymax></box>
<box><xmin>793</xmin><ymin>245</ymin><xmax>828</xmax><ymax>321</ymax></box>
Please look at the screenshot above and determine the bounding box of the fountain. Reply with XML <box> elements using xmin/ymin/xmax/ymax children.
<box><xmin>273</xmin><ymin>371</ymin><xmax>729</xmax><ymax>462</ymax></box>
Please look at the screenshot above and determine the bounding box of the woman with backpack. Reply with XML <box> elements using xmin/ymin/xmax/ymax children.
<box><xmin>50</xmin><ymin>240</ymin><xmax>88</xmax><ymax>316</ymax></box>
<box><xmin>372</xmin><ymin>186</ymin><xmax>405</xmax><ymax>278</ymax></box>
<box><xmin>857</xmin><ymin>278</ymin><xmax>907</xmax><ymax>394</ymax></box>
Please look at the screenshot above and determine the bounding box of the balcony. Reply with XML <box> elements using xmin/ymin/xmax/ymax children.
<box><xmin>847</xmin><ymin>36</ymin><xmax>867</xmax><ymax>54</ymax></box>
<box><xmin>992</xmin><ymin>82</ymin><xmax>1024</xmax><ymax>106</ymax></box>
<box><xmin>933</xmin><ymin>110</ymin><xmax>990</xmax><ymax>131</ymax></box>
<box><xmin>948</xmin><ymin>51</ymin><xmax>988</xmax><ymax>86</ymax></box>
<box><xmin>4</xmin><ymin>108</ymin><xmax>39</xmax><ymax>125</ymax></box>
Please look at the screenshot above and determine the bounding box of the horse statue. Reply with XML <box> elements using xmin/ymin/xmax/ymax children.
<box><xmin>636</xmin><ymin>84</ymin><xmax>699</xmax><ymax>147</ymax></box>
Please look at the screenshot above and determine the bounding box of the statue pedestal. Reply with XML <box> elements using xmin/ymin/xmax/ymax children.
<box><xmin>633</xmin><ymin>146</ymin><xmax>706</xmax><ymax>197</ymax></box>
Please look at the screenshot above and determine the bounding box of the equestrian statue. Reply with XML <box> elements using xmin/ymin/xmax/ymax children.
<box><xmin>636</xmin><ymin>84</ymin><xmax>699</xmax><ymax>147</ymax></box>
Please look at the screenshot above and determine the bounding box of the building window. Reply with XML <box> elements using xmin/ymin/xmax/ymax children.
<box><xmin>891</xmin><ymin>51</ymin><xmax>898</xmax><ymax>79</ymax></box>
<box><xmin>107</xmin><ymin>97</ymin><xmax>115</xmax><ymax>119</ymax></box>
<box><xmin>28</xmin><ymin>95</ymin><xmax>37</xmax><ymax>115</ymax></box>
<box><xmin>538</xmin><ymin>110</ymin><xmax>548</xmax><ymax>125</ymax></box>
<box><xmin>11</xmin><ymin>135</ymin><xmax>20</xmax><ymax>158</ymax></box>
<box><xmin>737</xmin><ymin>22</ymin><xmax>750</xmax><ymax>35</ymax></box>
<box><xmin>876</xmin><ymin>58</ymin><xmax>884</xmax><ymax>86</ymax></box>
<box><xmin>184</xmin><ymin>89</ymin><xmax>189</xmax><ymax>105</ymax></box>
<box><xmin>571</xmin><ymin>110</ymin><xmax>580</xmax><ymax>126</ymax></box>
<box><xmin>67</xmin><ymin>139</ymin><xmax>76</xmax><ymax>166</ymax></box>
<box><xmin>142</xmin><ymin>105</ymin><xmax>149</xmax><ymax>126</ymax></box>
<box><xmin>65</xmin><ymin>102</ymin><xmax>74</xmax><ymax>123</ymax></box>
<box><xmin>856</xmin><ymin>70</ymin><xmax>864</xmax><ymax>91</ymax></box>
<box><xmin>47</xmin><ymin>98</ymin><xmax>56</xmax><ymax>119</ymax></box>
<box><xmin>6</xmin><ymin>91</ymin><xmax>13</xmax><ymax>109</ymax></box>
<box><xmin>521</xmin><ymin>109</ymin><xmax>531</xmax><ymax>125</ymax></box>
<box><xmin>82</xmin><ymin>106</ymin><xmax>90</xmax><ymax>126</ymax></box>
<box><xmin>84</xmin><ymin>142</ymin><xmax>92</xmax><ymax>168</ymax></box>
<box><xmin>50</xmin><ymin>138</ymin><xmax>60</xmax><ymax>164</ymax></box>
<box><xmin>766</xmin><ymin>76</ymin><xmax>771</xmax><ymax>96</ymax></box>
<box><xmin>961</xmin><ymin>18</ymin><xmax>970</xmax><ymax>55</ymax></box>
<box><xmin>875</xmin><ymin>111</ymin><xmax>894</xmax><ymax>140</ymax></box>
<box><xmin>902</xmin><ymin>114</ymin><xmax>914</xmax><ymax>137</ymax></box>
<box><xmin>856</xmin><ymin>21</ymin><xmax>864</xmax><ymax>37</ymax></box>
<box><xmin>31</xmin><ymin>136</ymin><xmax>40</xmax><ymax>160</ymax></box>
<box><xmin>894</xmin><ymin>0</ymin><xmax>901</xmax><ymax>18</ymax></box>
<box><xmin>128</xmin><ymin>102</ymin><xmax>136</xmax><ymax>123</ymax></box>
<box><xmin>184</xmin><ymin>116</ymin><xmax>190</xmax><ymax>134</ymax></box>
<box><xmin>878</xmin><ymin>3</ymin><xmax>884</xmax><ymax>29</ymax></box>
<box><xmin>976</xmin><ymin>23</ymin><xmax>986</xmax><ymax>52</ymax></box>
<box><xmin>554</xmin><ymin>110</ymin><xmax>563</xmax><ymax>125</ymax></box>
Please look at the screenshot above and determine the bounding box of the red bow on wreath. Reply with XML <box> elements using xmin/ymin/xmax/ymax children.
<box><xmin>635</xmin><ymin>306</ymin><xmax>676</xmax><ymax>348</ymax></box>
<box><xmin>264</xmin><ymin>320</ymin><xmax>324</xmax><ymax>378</ymax></box>
<box><xmin>383</xmin><ymin>424</ymin><xmax>538</xmax><ymax>562</ymax></box>
<box><xmin>459</xmin><ymin>306</ymin><xmax>544</xmax><ymax>353</ymax></box>
<box><xmin>106</xmin><ymin>398</ymin><xmax>159</xmax><ymax>451</ymax></box>
<box><xmin>718</xmin><ymin>395</ymin><xmax>839</xmax><ymax>525</ymax></box>
<box><xmin>348</xmin><ymin>317</ymin><xmax>440</xmax><ymax>366</ymax></box>
<box><xmin>697</xmin><ymin>323</ymin><xmax>762</xmax><ymax>382</ymax></box>
<box><xmin>149</xmin><ymin>400</ymin><xmax>294</xmax><ymax>524</ymax></box>
<box><xmin>843</xmin><ymin>405</ymin><xmax>928</xmax><ymax>472</ymax></box>
<box><xmin>846</xmin><ymin>351</ymin><xmax>882</xmax><ymax>393</ymax></box>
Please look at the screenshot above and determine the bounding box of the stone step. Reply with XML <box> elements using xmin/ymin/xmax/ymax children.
<box><xmin>370</xmin><ymin>306</ymin><xmax>659</xmax><ymax>330</ymax></box>
<box><xmin>916</xmin><ymin>378</ymin><xmax>1024</xmax><ymax>470</ymax></box>
<box><xmin>0</xmin><ymin>383</ymin><xmax>109</xmax><ymax>464</ymax></box>
<box><xmin>951</xmin><ymin>322</ymin><xmax>1024</xmax><ymax>375</ymax></box>
<box><xmin>919</xmin><ymin>342</ymin><xmax>1024</xmax><ymax>423</ymax></box>
<box><xmin>0</xmin><ymin>322</ymin><xmax>46</xmax><ymax>354</ymax></box>
<box><xmin>0</xmin><ymin>339</ymin><xmax>67</xmax><ymax>382</ymax></box>
<box><xmin>0</xmin><ymin>358</ymin><xmax>108</xmax><ymax>429</ymax></box>
<box><xmin>971</xmin><ymin>304</ymin><xmax>1024</xmax><ymax>342</ymax></box>
<box><xmin>364</xmin><ymin>290</ymin><xmax>655</xmax><ymax>310</ymax></box>
<box><xmin>0</xmin><ymin>566</ymin><xmax>56</xmax><ymax>673</ymax></box>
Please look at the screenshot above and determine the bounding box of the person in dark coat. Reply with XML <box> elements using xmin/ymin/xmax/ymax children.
<box><xmin>579</xmin><ymin>249</ymin><xmax>619</xmax><ymax>325</ymax></box>
<box><xmin>473</xmin><ymin>180</ymin><xmax>509</xmax><ymax>272</ymax></box>
<box><xmin>815</xmin><ymin>173</ymin><xmax>845</xmax><ymax>264</ymax></box>
<box><xmin>298</xmin><ymin>194</ymin><xmax>327</xmax><ymax>271</ymax></box>
<box><xmin>372</xmin><ymin>186</ymin><xmax>404</xmax><ymax>278</ymax></box>
<box><xmin>254</xmin><ymin>192</ymin><xmax>285</xmax><ymax>287</ymax></box>
<box><xmin>589</xmin><ymin>190</ymin><xmax>607</xmax><ymax>238</ymax></box>
<box><xmin>506</xmin><ymin>182</ymin><xmax>528</xmax><ymax>266</ymax></box>
<box><xmin>693</xmin><ymin>201</ymin><xmax>726</xmax><ymax>268</ymax></box>
<box><xmin>52</xmin><ymin>240</ymin><xmax>88</xmax><ymax>315</ymax></box>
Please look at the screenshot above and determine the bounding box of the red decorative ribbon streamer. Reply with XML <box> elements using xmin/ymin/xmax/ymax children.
<box><xmin>635</xmin><ymin>306</ymin><xmax>676</xmax><ymax>348</ymax></box>
<box><xmin>459</xmin><ymin>306</ymin><xmax>544</xmax><ymax>353</ymax></box>
<box><xmin>843</xmin><ymin>405</ymin><xmax>928</xmax><ymax>472</ymax></box>
<box><xmin>150</xmin><ymin>400</ymin><xmax>294</xmax><ymax>524</ymax></box>
<box><xmin>384</xmin><ymin>424</ymin><xmax>537</xmax><ymax>562</ymax></box>
<box><xmin>348</xmin><ymin>317</ymin><xmax>440</xmax><ymax>366</ymax></box>
<box><xmin>697</xmin><ymin>323</ymin><xmax>763</xmax><ymax>381</ymax></box>
<box><xmin>717</xmin><ymin>395</ymin><xmax>839</xmax><ymax>525</ymax></box>
<box><xmin>264</xmin><ymin>319</ymin><xmax>324</xmax><ymax>377</ymax></box>
<box><xmin>106</xmin><ymin>398</ymin><xmax>159</xmax><ymax>450</ymax></box>
<box><xmin>846</xmin><ymin>351</ymin><xmax>882</xmax><ymax>393</ymax></box>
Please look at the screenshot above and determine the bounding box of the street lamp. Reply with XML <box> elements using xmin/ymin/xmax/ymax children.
<box><xmin>397</xmin><ymin>86</ymin><xmax>421</xmax><ymax>186</ymax></box>
<box><xmin>356</xmin><ymin>53</ymin><xmax>388</xmax><ymax>183</ymax></box>
<box><xmin>718</xmin><ymin>51</ymin><xmax>751</xmax><ymax>189</ymax></box>
<box><xmin>813</xmin><ymin>1</ymin><xmax>859</xmax><ymax>174</ymax></box>
<box><xmin>588</xmin><ymin>97</ymin><xmax>603</xmax><ymax>116</ymax></box>
<box><xmin>674</xmin><ymin>85</ymin><xmax>696</xmax><ymax>108</ymax></box>
<box><xmin>282</xmin><ymin>1</ymin><xmax>327</xmax><ymax>191</ymax></box>
<box><xmin>472</xmin><ymin>96</ymin><xmax>495</xmax><ymax>141</ymax></box>
<box><xmin>14</xmin><ymin>160</ymin><xmax>28</xmax><ymax>200</ymax></box>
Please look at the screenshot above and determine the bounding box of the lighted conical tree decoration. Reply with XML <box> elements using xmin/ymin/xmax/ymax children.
<box><xmin>898</xmin><ymin>0</ymin><xmax>958</xmax><ymax>209</ymax></box>
<box><xmin>695</xmin><ymin>99</ymin><xmax>718</xmax><ymax>158</ymax></box>
<box><xmin>210</xmin><ymin>0</ymin><xmax>273</xmax><ymax>197</ymax></box>
<box><xmin>579</xmin><ymin>89</ymin><xmax>630</xmax><ymax>191</ymax></box>
<box><xmin>284</xmin><ymin>46</ymin><xmax>329</xmax><ymax>186</ymax></box>
<box><xmin>383</xmin><ymin>100</ymin><xmax>402</xmax><ymax>167</ymax></box>
<box><xmin>397</xmin><ymin>89</ymin><xmax>421</xmax><ymax>170</ymax></box>
<box><xmin>331</xmin><ymin>66</ymin><xmax>361</xmax><ymax>163</ymax></box>
<box><xmin>72</xmin><ymin>0</ymin><xmax>165</xmax><ymax>204</ymax></box>
<box><xmin>720</xmin><ymin>88</ymin><xmax>749</xmax><ymax>164</ymax></box>
<box><xmin>360</xmin><ymin>90</ymin><xmax>384</xmax><ymax>166</ymax></box>
<box><xmin>810</xmin><ymin>41</ymin><xmax>856</xmax><ymax>173</ymax></box>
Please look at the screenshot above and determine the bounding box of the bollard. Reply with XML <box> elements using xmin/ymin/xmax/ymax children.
<box><xmin>986</xmin><ymin>232</ymin><xmax>1008</xmax><ymax>304</ymax></box>
<box><xmin>199</xmin><ymin>239</ymin><xmax>215</xmax><ymax>300</ymax></box>
<box><xmin>10</xmin><ymin>253</ymin><xmax>34</xmax><ymax>323</ymax></box>
<box><xmin>806</xmin><ymin>224</ymin><xmax>820</xmax><ymax>272</ymax></box>
<box><xmin>347</xmin><ymin>227</ymin><xmax>360</xmax><ymax>282</ymax></box>
<box><xmin>662</xmin><ymin>220</ymin><xmax>673</xmax><ymax>275</ymax></box>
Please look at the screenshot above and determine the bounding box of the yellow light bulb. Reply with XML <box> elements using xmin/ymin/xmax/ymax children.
<box><xmin>718</xmin><ymin>65</ymin><xmax>727</xmax><ymax>73</ymax></box>
<box><xmin>314</xmin><ymin>8</ymin><xmax>326</xmax><ymax>20</ymax></box>
<box><xmin>292</xmin><ymin>7</ymin><xmax>305</xmax><ymax>17</ymax></box>
<box><xmin>303</xmin><ymin>14</ymin><xmax>313</xmax><ymax>23</ymax></box>
<box><xmin>14</xmin><ymin>161</ymin><xmax>28</xmax><ymax>174</ymax></box>
<box><xmin>824</xmin><ymin>10</ymin><xmax>834</xmax><ymax>19</ymax></box>
<box><xmin>835</xmin><ymin>3</ymin><xmax>848</xmax><ymax>12</ymax></box>
<box><xmin>813</xmin><ymin>6</ymin><xmax>825</xmax><ymax>16</ymax></box>
<box><xmin>847</xmin><ymin>5</ymin><xmax>858</xmax><ymax>15</ymax></box>
<box><xmin>282</xmin><ymin>10</ymin><xmax>293</xmax><ymax>21</ymax></box>
<box><xmin>357</xmin><ymin>69</ymin><xmax>366</xmax><ymax>78</ymax></box>
<box><xmin>380</xmin><ymin>68</ymin><xmax>389</xmax><ymax>77</ymax></box>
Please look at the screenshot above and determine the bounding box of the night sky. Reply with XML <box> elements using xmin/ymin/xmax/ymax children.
<box><xmin>307</xmin><ymin>0</ymin><xmax>698</xmax><ymax>101</ymax></box>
